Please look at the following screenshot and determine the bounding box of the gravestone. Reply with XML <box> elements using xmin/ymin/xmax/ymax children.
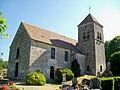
<box><xmin>62</xmin><ymin>73</ymin><xmax>66</xmax><ymax>82</ymax></box>
<box><xmin>72</xmin><ymin>78</ymin><xmax>78</xmax><ymax>86</ymax></box>
<box><xmin>90</xmin><ymin>78</ymin><xmax>101</xmax><ymax>89</ymax></box>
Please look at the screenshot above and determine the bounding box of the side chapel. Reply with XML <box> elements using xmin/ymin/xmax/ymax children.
<box><xmin>7</xmin><ymin>14</ymin><xmax>106</xmax><ymax>81</ymax></box>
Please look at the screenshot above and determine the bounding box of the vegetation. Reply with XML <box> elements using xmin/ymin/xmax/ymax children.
<box><xmin>56</xmin><ymin>68</ymin><xmax>74</xmax><ymax>83</ymax></box>
<box><xmin>110</xmin><ymin>51</ymin><xmax>120</xmax><ymax>76</ymax></box>
<box><xmin>105</xmin><ymin>36</ymin><xmax>120</xmax><ymax>76</ymax></box>
<box><xmin>26</xmin><ymin>72</ymin><xmax>46</xmax><ymax>85</ymax></box>
<box><xmin>0</xmin><ymin>12</ymin><xmax>9</xmax><ymax>62</ymax></box>
<box><xmin>0</xmin><ymin>82</ymin><xmax>21</xmax><ymax>90</ymax></box>
<box><xmin>100</xmin><ymin>77</ymin><xmax>114</xmax><ymax>90</ymax></box>
<box><xmin>99</xmin><ymin>77</ymin><xmax>120</xmax><ymax>90</ymax></box>
<box><xmin>71</xmin><ymin>59</ymin><xmax>80</xmax><ymax>78</ymax></box>
<box><xmin>0</xmin><ymin>58</ymin><xmax>8</xmax><ymax>70</ymax></box>
<box><xmin>0</xmin><ymin>12</ymin><xmax>8</xmax><ymax>38</ymax></box>
<box><xmin>108</xmin><ymin>36</ymin><xmax>120</xmax><ymax>58</ymax></box>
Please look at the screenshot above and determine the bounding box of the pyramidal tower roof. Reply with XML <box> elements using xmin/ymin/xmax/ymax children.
<box><xmin>78</xmin><ymin>13</ymin><xmax>102</xmax><ymax>27</ymax></box>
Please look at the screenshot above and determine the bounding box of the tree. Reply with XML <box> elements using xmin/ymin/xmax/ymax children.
<box><xmin>0</xmin><ymin>59</ymin><xmax>8</xmax><ymax>70</ymax></box>
<box><xmin>71</xmin><ymin>59</ymin><xmax>81</xmax><ymax>78</ymax></box>
<box><xmin>110</xmin><ymin>51</ymin><xmax>120</xmax><ymax>76</ymax></box>
<box><xmin>0</xmin><ymin>12</ymin><xmax>8</xmax><ymax>38</ymax></box>
<box><xmin>108</xmin><ymin>36</ymin><xmax>120</xmax><ymax>59</ymax></box>
<box><xmin>0</xmin><ymin>12</ymin><xmax>9</xmax><ymax>57</ymax></box>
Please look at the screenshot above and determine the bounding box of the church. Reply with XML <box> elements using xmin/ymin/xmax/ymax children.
<box><xmin>7</xmin><ymin>14</ymin><xmax>106</xmax><ymax>81</ymax></box>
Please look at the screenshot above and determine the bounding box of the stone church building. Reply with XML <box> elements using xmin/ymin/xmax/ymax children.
<box><xmin>7</xmin><ymin>14</ymin><xmax>106</xmax><ymax>81</ymax></box>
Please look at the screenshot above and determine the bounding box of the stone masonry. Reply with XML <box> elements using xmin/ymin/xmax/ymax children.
<box><xmin>7</xmin><ymin>14</ymin><xmax>106</xmax><ymax>81</ymax></box>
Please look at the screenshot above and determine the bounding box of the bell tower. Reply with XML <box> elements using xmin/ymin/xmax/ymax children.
<box><xmin>77</xmin><ymin>14</ymin><xmax>106</xmax><ymax>75</ymax></box>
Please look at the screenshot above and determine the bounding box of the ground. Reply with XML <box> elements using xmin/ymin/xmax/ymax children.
<box><xmin>15</xmin><ymin>82</ymin><xmax>61</xmax><ymax>90</ymax></box>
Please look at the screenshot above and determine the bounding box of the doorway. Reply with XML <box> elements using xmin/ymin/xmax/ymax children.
<box><xmin>50</xmin><ymin>66</ymin><xmax>54</xmax><ymax>79</ymax></box>
<box><xmin>15</xmin><ymin>62</ymin><xmax>19</xmax><ymax>77</ymax></box>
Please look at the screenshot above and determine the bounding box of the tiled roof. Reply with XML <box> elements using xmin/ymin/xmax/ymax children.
<box><xmin>78</xmin><ymin>13</ymin><xmax>102</xmax><ymax>26</ymax></box>
<box><xmin>22</xmin><ymin>22</ymin><xmax>82</xmax><ymax>54</ymax></box>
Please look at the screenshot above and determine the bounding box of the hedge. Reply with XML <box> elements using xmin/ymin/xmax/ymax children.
<box><xmin>56</xmin><ymin>68</ymin><xmax>74</xmax><ymax>83</ymax></box>
<box><xmin>99</xmin><ymin>77</ymin><xmax>120</xmax><ymax>90</ymax></box>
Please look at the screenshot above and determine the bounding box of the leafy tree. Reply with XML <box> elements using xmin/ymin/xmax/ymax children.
<box><xmin>0</xmin><ymin>12</ymin><xmax>8</xmax><ymax>38</ymax></box>
<box><xmin>110</xmin><ymin>51</ymin><xmax>120</xmax><ymax>76</ymax></box>
<box><xmin>108</xmin><ymin>36</ymin><xmax>120</xmax><ymax>59</ymax></box>
<box><xmin>71</xmin><ymin>59</ymin><xmax>81</xmax><ymax>78</ymax></box>
<box><xmin>0</xmin><ymin>58</ymin><xmax>8</xmax><ymax>70</ymax></box>
<box><xmin>0</xmin><ymin>12</ymin><xmax>9</xmax><ymax>58</ymax></box>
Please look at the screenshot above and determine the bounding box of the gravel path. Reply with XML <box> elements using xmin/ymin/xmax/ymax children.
<box><xmin>15</xmin><ymin>82</ymin><xmax>61</xmax><ymax>90</ymax></box>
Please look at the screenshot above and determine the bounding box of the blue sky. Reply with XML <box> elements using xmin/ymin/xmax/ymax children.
<box><xmin>0</xmin><ymin>0</ymin><xmax>120</xmax><ymax>60</ymax></box>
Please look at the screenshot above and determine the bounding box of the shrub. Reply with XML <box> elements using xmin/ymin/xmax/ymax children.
<box><xmin>71</xmin><ymin>59</ymin><xmax>81</xmax><ymax>78</ymax></box>
<box><xmin>110</xmin><ymin>51</ymin><xmax>120</xmax><ymax>76</ymax></box>
<box><xmin>26</xmin><ymin>72</ymin><xmax>46</xmax><ymax>85</ymax></box>
<box><xmin>100</xmin><ymin>77</ymin><xmax>113</xmax><ymax>90</ymax></box>
<box><xmin>56</xmin><ymin>68</ymin><xmax>74</xmax><ymax>83</ymax></box>
<box><xmin>114</xmin><ymin>77</ymin><xmax>120</xmax><ymax>90</ymax></box>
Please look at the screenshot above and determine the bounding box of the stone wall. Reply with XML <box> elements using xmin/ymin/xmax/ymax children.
<box><xmin>94</xmin><ymin>23</ymin><xmax>106</xmax><ymax>74</ymax></box>
<box><xmin>29</xmin><ymin>40</ymin><xmax>85</xmax><ymax>80</ymax></box>
<box><xmin>78</xmin><ymin>22</ymin><xmax>96</xmax><ymax>75</ymax></box>
<box><xmin>7</xmin><ymin>23</ymin><xmax>31</xmax><ymax>81</ymax></box>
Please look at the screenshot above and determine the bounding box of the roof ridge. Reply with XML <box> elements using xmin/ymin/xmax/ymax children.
<box><xmin>22</xmin><ymin>22</ymin><xmax>77</xmax><ymax>42</ymax></box>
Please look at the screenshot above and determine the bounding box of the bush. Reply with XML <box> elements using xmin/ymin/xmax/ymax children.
<box><xmin>56</xmin><ymin>68</ymin><xmax>74</xmax><ymax>83</ymax></box>
<box><xmin>114</xmin><ymin>77</ymin><xmax>120</xmax><ymax>90</ymax></box>
<box><xmin>71</xmin><ymin>59</ymin><xmax>81</xmax><ymax>78</ymax></box>
<box><xmin>100</xmin><ymin>77</ymin><xmax>113</xmax><ymax>90</ymax></box>
<box><xmin>99</xmin><ymin>77</ymin><xmax>120</xmax><ymax>90</ymax></box>
<box><xmin>110</xmin><ymin>51</ymin><xmax>120</xmax><ymax>76</ymax></box>
<box><xmin>26</xmin><ymin>72</ymin><xmax>46</xmax><ymax>85</ymax></box>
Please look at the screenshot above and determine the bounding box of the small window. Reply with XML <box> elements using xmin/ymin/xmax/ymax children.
<box><xmin>97</xmin><ymin>32</ymin><xmax>99</xmax><ymax>39</ymax></box>
<box><xmin>16</xmin><ymin>47</ymin><xmax>20</xmax><ymax>59</ymax></box>
<box><xmin>99</xmin><ymin>33</ymin><xmax>102</xmax><ymax>40</ymax></box>
<box><xmin>100</xmin><ymin>65</ymin><xmax>102</xmax><ymax>72</ymax></box>
<box><xmin>87</xmin><ymin>35</ymin><xmax>90</xmax><ymax>39</ymax></box>
<box><xmin>87</xmin><ymin>65</ymin><xmax>90</xmax><ymax>71</ymax></box>
<box><xmin>65</xmin><ymin>51</ymin><xmax>68</xmax><ymax>61</ymax></box>
<box><xmin>85</xmin><ymin>25</ymin><xmax>87</xmax><ymax>29</ymax></box>
<box><xmin>51</xmin><ymin>48</ymin><xmax>55</xmax><ymax>59</ymax></box>
<box><xmin>83</xmin><ymin>36</ymin><xmax>86</xmax><ymax>40</ymax></box>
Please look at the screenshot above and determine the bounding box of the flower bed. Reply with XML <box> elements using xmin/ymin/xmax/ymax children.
<box><xmin>0</xmin><ymin>82</ymin><xmax>21</xmax><ymax>90</ymax></box>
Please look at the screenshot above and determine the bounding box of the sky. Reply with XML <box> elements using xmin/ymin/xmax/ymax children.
<box><xmin>0</xmin><ymin>0</ymin><xmax>120</xmax><ymax>60</ymax></box>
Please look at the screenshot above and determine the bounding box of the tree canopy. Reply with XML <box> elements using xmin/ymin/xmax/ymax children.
<box><xmin>108</xmin><ymin>36</ymin><xmax>120</xmax><ymax>58</ymax></box>
<box><xmin>110</xmin><ymin>51</ymin><xmax>120</xmax><ymax>76</ymax></box>
<box><xmin>0</xmin><ymin>12</ymin><xmax>8</xmax><ymax>38</ymax></box>
<box><xmin>105</xmin><ymin>36</ymin><xmax>120</xmax><ymax>76</ymax></box>
<box><xmin>0</xmin><ymin>58</ymin><xmax>8</xmax><ymax>70</ymax></box>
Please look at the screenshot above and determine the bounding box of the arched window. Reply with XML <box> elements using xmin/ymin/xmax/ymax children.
<box><xmin>16</xmin><ymin>47</ymin><xmax>20</xmax><ymax>59</ymax></box>
<box><xmin>65</xmin><ymin>51</ymin><xmax>68</xmax><ymax>61</ymax></box>
<box><xmin>51</xmin><ymin>48</ymin><xmax>55</xmax><ymax>59</ymax></box>
<box><xmin>87</xmin><ymin>31</ymin><xmax>90</xmax><ymax>39</ymax></box>
<box><xmin>97</xmin><ymin>32</ymin><xmax>99</xmax><ymax>39</ymax></box>
<box><xmin>15</xmin><ymin>62</ymin><xmax>19</xmax><ymax>77</ymax></box>
<box><xmin>87</xmin><ymin>65</ymin><xmax>90</xmax><ymax>71</ymax></box>
<box><xmin>50</xmin><ymin>66</ymin><xmax>54</xmax><ymax>79</ymax></box>
<box><xmin>99</xmin><ymin>33</ymin><xmax>102</xmax><ymax>40</ymax></box>
<box><xmin>100</xmin><ymin>65</ymin><xmax>102</xmax><ymax>72</ymax></box>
